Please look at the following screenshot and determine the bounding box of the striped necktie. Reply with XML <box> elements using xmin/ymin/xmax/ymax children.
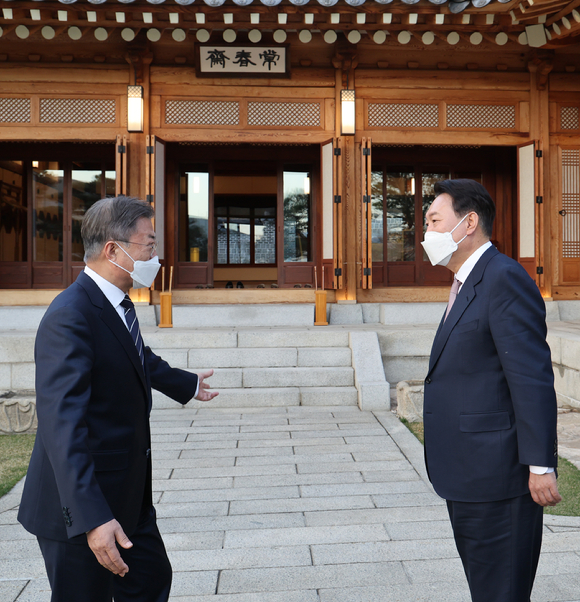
<box><xmin>120</xmin><ymin>295</ymin><xmax>145</xmax><ymax>367</ymax></box>
<box><xmin>444</xmin><ymin>277</ymin><xmax>461</xmax><ymax>322</ymax></box>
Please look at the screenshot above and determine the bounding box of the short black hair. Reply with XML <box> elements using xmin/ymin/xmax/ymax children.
<box><xmin>433</xmin><ymin>179</ymin><xmax>495</xmax><ymax>238</ymax></box>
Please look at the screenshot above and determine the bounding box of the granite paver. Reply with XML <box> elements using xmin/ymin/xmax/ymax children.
<box><xmin>1</xmin><ymin>405</ymin><xmax>580</xmax><ymax>602</ymax></box>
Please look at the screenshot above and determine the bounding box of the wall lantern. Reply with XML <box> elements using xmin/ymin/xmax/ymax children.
<box><xmin>127</xmin><ymin>85</ymin><xmax>144</xmax><ymax>133</ymax></box>
<box><xmin>340</xmin><ymin>89</ymin><xmax>355</xmax><ymax>135</ymax></box>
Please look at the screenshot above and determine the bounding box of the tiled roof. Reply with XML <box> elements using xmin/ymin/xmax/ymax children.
<box><xmin>1</xmin><ymin>0</ymin><xmax>579</xmax><ymax>47</ymax></box>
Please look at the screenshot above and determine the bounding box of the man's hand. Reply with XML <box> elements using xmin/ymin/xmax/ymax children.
<box><xmin>529</xmin><ymin>471</ymin><xmax>562</xmax><ymax>507</ymax></box>
<box><xmin>87</xmin><ymin>519</ymin><xmax>133</xmax><ymax>576</ymax></box>
<box><xmin>195</xmin><ymin>369</ymin><xmax>219</xmax><ymax>402</ymax></box>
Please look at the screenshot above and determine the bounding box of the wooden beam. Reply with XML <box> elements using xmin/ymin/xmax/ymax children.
<box><xmin>546</xmin><ymin>0</ymin><xmax>580</xmax><ymax>23</ymax></box>
<box><xmin>151</xmin><ymin>288</ymin><xmax>334</xmax><ymax>305</ymax></box>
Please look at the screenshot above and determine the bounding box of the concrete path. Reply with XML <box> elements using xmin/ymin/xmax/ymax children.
<box><xmin>1</xmin><ymin>406</ymin><xmax>580</xmax><ymax>602</ymax></box>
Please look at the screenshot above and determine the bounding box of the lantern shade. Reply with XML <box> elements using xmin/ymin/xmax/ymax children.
<box><xmin>340</xmin><ymin>89</ymin><xmax>355</xmax><ymax>135</ymax></box>
<box><xmin>127</xmin><ymin>85</ymin><xmax>144</xmax><ymax>133</ymax></box>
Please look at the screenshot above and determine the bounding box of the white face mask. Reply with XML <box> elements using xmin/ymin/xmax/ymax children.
<box><xmin>421</xmin><ymin>213</ymin><xmax>470</xmax><ymax>267</ymax></box>
<box><xmin>109</xmin><ymin>243</ymin><xmax>161</xmax><ymax>289</ymax></box>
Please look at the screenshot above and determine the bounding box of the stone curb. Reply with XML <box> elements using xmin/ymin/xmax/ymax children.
<box><xmin>372</xmin><ymin>410</ymin><xmax>433</xmax><ymax>491</ymax></box>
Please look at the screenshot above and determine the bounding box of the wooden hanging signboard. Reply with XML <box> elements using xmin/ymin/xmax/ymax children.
<box><xmin>196</xmin><ymin>46</ymin><xmax>289</xmax><ymax>77</ymax></box>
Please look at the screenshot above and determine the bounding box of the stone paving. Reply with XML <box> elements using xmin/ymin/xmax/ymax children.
<box><xmin>1</xmin><ymin>405</ymin><xmax>580</xmax><ymax>602</ymax></box>
<box><xmin>558</xmin><ymin>408</ymin><xmax>580</xmax><ymax>470</ymax></box>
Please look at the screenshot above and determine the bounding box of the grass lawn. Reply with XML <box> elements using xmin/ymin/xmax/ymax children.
<box><xmin>0</xmin><ymin>434</ymin><xmax>35</xmax><ymax>498</ymax></box>
<box><xmin>400</xmin><ymin>418</ymin><xmax>580</xmax><ymax>517</ymax></box>
<box><xmin>401</xmin><ymin>418</ymin><xmax>424</xmax><ymax>444</ymax></box>
<box><xmin>544</xmin><ymin>456</ymin><xmax>580</xmax><ymax>517</ymax></box>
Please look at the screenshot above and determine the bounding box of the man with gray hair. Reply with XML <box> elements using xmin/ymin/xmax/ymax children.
<box><xmin>19</xmin><ymin>196</ymin><xmax>217</xmax><ymax>602</ymax></box>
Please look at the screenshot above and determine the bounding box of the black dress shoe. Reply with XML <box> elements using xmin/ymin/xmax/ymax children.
<box><xmin>225</xmin><ymin>281</ymin><xmax>233</xmax><ymax>288</ymax></box>
<box><xmin>236</xmin><ymin>281</ymin><xmax>244</xmax><ymax>288</ymax></box>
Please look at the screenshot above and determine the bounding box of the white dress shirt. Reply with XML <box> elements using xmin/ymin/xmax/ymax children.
<box><xmin>452</xmin><ymin>242</ymin><xmax>552</xmax><ymax>476</ymax></box>
<box><xmin>84</xmin><ymin>266</ymin><xmax>129</xmax><ymax>328</ymax></box>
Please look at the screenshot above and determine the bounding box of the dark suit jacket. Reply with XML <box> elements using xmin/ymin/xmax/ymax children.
<box><xmin>18</xmin><ymin>271</ymin><xmax>198</xmax><ymax>542</ymax></box>
<box><xmin>424</xmin><ymin>246</ymin><xmax>558</xmax><ymax>503</ymax></box>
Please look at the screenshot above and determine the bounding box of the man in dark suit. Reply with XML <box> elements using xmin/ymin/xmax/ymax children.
<box><xmin>18</xmin><ymin>196</ymin><xmax>218</xmax><ymax>602</ymax></box>
<box><xmin>422</xmin><ymin>179</ymin><xmax>561</xmax><ymax>602</ymax></box>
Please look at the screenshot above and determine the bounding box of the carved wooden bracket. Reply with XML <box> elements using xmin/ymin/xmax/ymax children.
<box><xmin>332</xmin><ymin>52</ymin><xmax>358</xmax><ymax>88</ymax></box>
<box><xmin>125</xmin><ymin>52</ymin><xmax>153</xmax><ymax>86</ymax></box>
<box><xmin>528</xmin><ymin>56</ymin><xmax>554</xmax><ymax>91</ymax></box>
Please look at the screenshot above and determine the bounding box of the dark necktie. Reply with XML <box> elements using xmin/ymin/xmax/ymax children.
<box><xmin>445</xmin><ymin>277</ymin><xmax>461</xmax><ymax>322</ymax></box>
<box><xmin>120</xmin><ymin>295</ymin><xmax>145</xmax><ymax>367</ymax></box>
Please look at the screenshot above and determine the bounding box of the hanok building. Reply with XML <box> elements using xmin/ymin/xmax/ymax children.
<box><xmin>1</xmin><ymin>0</ymin><xmax>580</xmax><ymax>309</ymax></box>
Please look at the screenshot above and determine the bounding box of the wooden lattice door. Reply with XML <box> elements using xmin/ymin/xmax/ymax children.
<box><xmin>560</xmin><ymin>147</ymin><xmax>580</xmax><ymax>284</ymax></box>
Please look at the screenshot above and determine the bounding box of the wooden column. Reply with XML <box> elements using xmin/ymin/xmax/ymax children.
<box><xmin>333</xmin><ymin>52</ymin><xmax>358</xmax><ymax>301</ymax></box>
<box><xmin>343</xmin><ymin>136</ymin><xmax>357</xmax><ymax>301</ymax></box>
<box><xmin>127</xmin><ymin>54</ymin><xmax>153</xmax><ymax>303</ymax></box>
<box><xmin>126</xmin><ymin>53</ymin><xmax>152</xmax><ymax>201</ymax></box>
<box><xmin>529</xmin><ymin>58</ymin><xmax>553</xmax><ymax>297</ymax></box>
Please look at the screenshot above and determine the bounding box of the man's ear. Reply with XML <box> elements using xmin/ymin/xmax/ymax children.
<box><xmin>103</xmin><ymin>241</ymin><xmax>117</xmax><ymax>262</ymax></box>
<box><xmin>467</xmin><ymin>212</ymin><xmax>479</xmax><ymax>235</ymax></box>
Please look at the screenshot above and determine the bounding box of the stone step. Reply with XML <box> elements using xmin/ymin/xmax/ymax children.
<box><xmin>186</xmin><ymin>347</ymin><xmax>352</xmax><ymax>369</ymax></box>
<box><xmin>236</xmin><ymin>329</ymin><xmax>350</xmax><ymax>349</ymax></box>
<box><xmin>187</xmin><ymin>368</ymin><xmax>243</xmax><ymax>389</ymax></box>
<box><xmin>380</xmin><ymin>303</ymin><xmax>447</xmax><ymax>325</ymax></box>
<box><xmin>189</xmin><ymin>347</ymin><xmax>297</xmax><ymax>369</ymax></box>
<box><xmin>188</xmin><ymin>367</ymin><xmax>354</xmax><ymax>389</ymax></box>
<box><xmin>144</xmin><ymin>328</ymin><xmax>351</xmax><ymax>350</ymax></box>
<box><xmin>152</xmin><ymin>386</ymin><xmax>358</xmax><ymax>409</ymax></box>
<box><xmin>172</xmin><ymin>304</ymin><xmax>314</xmax><ymax>328</ymax></box>
<box><xmin>1</xmin><ymin>363</ymin><xmax>34</xmax><ymax>391</ymax></box>
<box><xmin>0</xmin><ymin>305</ymin><xmax>157</xmax><ymax>331</ymax></box>
<box><xmin>0</xmin><ymin>307</ymin><xmax>47</xmax><ymax>331</ymax></box>
<box><xmin>300</xmin><ymin>386</ymin><xmax>358</xmax><ymax>406</ymax></box>
<box><xmin>2</xmin><ymin>364</ymin><xmax>357</xmax><ymax>394</ymax></box>
<box><xmin>0</xmin><ymin>300</ymin><xmax>562</xmax><ymax>333</ymax></box>
<box><xmin>0</xmin><ymin>332</ymin><xmax>36</xmax><ymax>363</ymax></box>
<box><xmin>242</xmin><ymin>367</ymin><xmax>354</xmax><ymax>388</ymax></box>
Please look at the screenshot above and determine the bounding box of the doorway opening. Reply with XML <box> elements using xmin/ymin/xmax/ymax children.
<box><xmin>214</xmin><ymin>172</ymin><xmax>278</xmax><ymax>288</ymax></box>
<box><xmin>173</xmin><ymin>144</ymin><xmax>319</xmax><ymax>289</ymax></box>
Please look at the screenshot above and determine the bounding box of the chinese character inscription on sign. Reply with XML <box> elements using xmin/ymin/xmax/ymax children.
<box><xmin>198</xmin><ymin>46</ymin><xmax>287</xmax><ymax>76</ymax></box>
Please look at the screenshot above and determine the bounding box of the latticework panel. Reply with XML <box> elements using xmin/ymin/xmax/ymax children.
<box><xmin>40</xmin><ymin>98</ymin><xmax>116</xmax><ymax>124</ymax></box>
<box><xmin>562</xmin><ymin>149</ymin><xmax>580</xmax><ymax>259</ymax></box>
<box><xmin>446</xmin><ymin>104</ymin><xmax>516</xmax><ymax>129</ymax></box>
<box><xmin>0</xmin><ymin>98</ymin><xmax>31</xmax><ymax>123</ymax></box>
<box><xmin>561</xmin><ymin>107</ymin><xmax>579</xmax><ymax>131</ymax></box>
<box><xmin>247</xmin><ymin>102</ymin><xmax>320</xmax><ymax>127</ymax></box>
<box><xmin>165</xmin><ymin>100</ymin><xmax>239</xmax><ymax>126</ymax></box>
<box><xmin>368</xmin><ymin>103</ymin><xmax>439</xmax><ymax>128</ymax></box>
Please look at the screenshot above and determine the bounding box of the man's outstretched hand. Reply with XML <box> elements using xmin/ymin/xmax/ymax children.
<box><xmin>87</xmin><ymin>519</ymin><xmax>133</xmax><ymax>576</ymax></box>
<box><xmin>195</xmin><ymin>369</ymin><xmax>219</xmax><ymax>402</ymax></box>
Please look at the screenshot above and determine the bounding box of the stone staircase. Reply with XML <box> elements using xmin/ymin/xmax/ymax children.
<box><xmin>4</xmin><ymin>299</ymin><xmax>580</xmax><ymax>428</ymax></box>
<box><xmin>0</xmin><ymin>304</ymin><xmax>392</xmax><ymax>421</ymax></box>
<box><xmin>149</xmin><ymin>327</ymin><xmax>359</xmax><ymax>409</ymax></box>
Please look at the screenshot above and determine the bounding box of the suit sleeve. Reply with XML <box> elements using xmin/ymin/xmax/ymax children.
<box><xmin>488</xmin><ymin>263</ymin><xmax>558</xmax><ymax>468</ymax></box>
<box><xmin>35</xmin><ymin>306</ymin><xmax>114</xmax><ymax>538</ymax></box>
<box><xmin>145</xmin><ymin>347</ymin><xmax>199</xmax><ymax>404</ymax></box>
